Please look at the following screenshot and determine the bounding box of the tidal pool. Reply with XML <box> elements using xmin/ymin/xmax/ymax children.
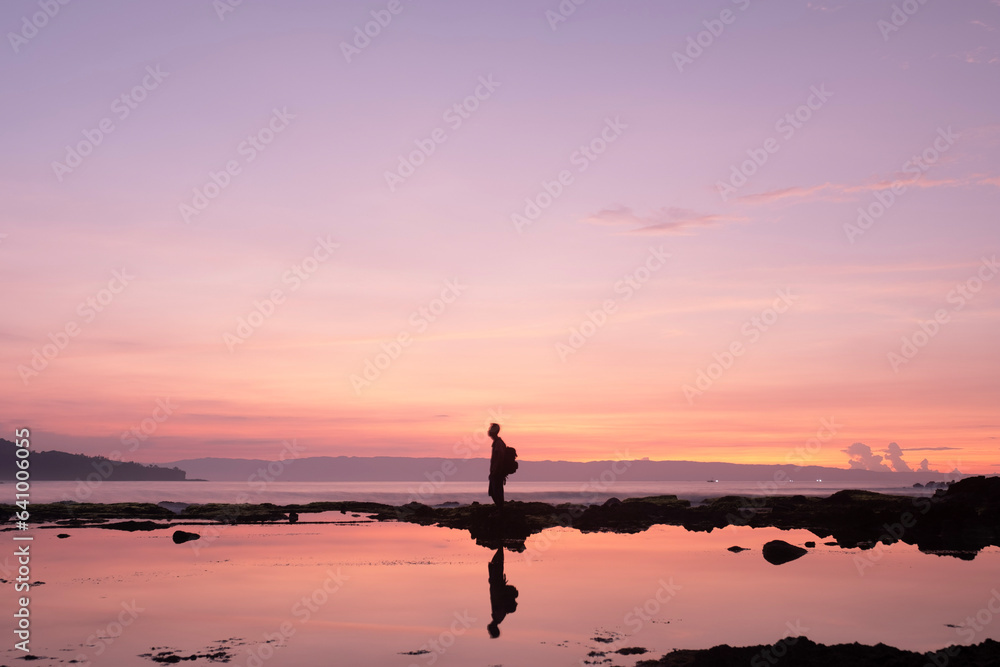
<box><xmin>7</xmin><ymin>520</ymin><xmax>999</xmax><ymax>666</ymax></box>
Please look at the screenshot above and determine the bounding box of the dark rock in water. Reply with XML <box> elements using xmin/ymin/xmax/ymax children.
<box><xmin>101</xmin><ymin>520</ymin><xmax>166</xmax><ymax>532</ymax></box>
<box><xmin>727</xmin><ymin>546</ymin><xmax>748</xmax><ymax>552</ymax></box>
<box><xmin>824</xmin><ymin>541</ymin><xmax>838</xmax><ymax>546</ymax></box>
<box><xmin>913</xmin><ymin>483</ymin><xmax>924</xmax><ymax>488</ymax></box>
<box><xmin>762</xmin><ymin>540</ymin><xmax>808</xmax><ymax>565</ymax></box>
<box><xmin>142</xmin><ymin>648</ymin><xmax>230</xmax><ymax>663</ymax></box>
<box><xmin>616</xmin><ymin>646</ymin><xmax>649</xmax><ymax>655</ymax></box>
<box><xmin>921</xmin><ymin>549</ymin><xmax>978</xmax><ymax>561</ymax></box>
<box><xmin>172</xmin><ymin>530</ymin><xmax>200</xmax><ymax>544</ymax></box>
<box><xmin>288</xmin><ymin>512</ymin><xmax>298</xmax><ymax>524</ymax></box>
<box><xmin>804</xmin><ymin>541</ymin><xmax>816</xmax><ymax>548</ymax></box>
<box><xmin>603</xmin><ymin>497</ymin><xmax>622</xmax><ymax>507</ymax></box>
<box><xmin>57</xmin><ymin>533</ymin><xmax>70</xmax><ymax>539</ymax></box>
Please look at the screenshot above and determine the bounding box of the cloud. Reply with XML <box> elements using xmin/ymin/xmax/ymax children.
<box><xmin>582</xmin><ymin>206</ymin><xmax>744</xmax><ymax>236</ymax></box>
<box><xmin>738</xmin><ymin>183</ymin><xmax>845</xmax><ymax>205</ymax></box>
<box><xmin>844</xmin><ymin>442</ymin><xmax>891</xmax><ymax>472</ymax></box>
<box><xmin>903</xmin><ymin>446</ymin><xmax>961</xmax><ymax>451</ymax></box>
<box><xmin>953</xmin><ymin>45</ymin><xmax>999</xmax><ymax>64</ymax></box>
<box><xmin>739</xmin><ymin>157</ymin><xmax>1000</xmax><ymax>204</ymax></box>
<box><xmin>845</xmin><ymin>441</ymin><xmax>943</xmax><ymax>472</ymax></box>
<box><xmin>806</xmin><ymin>2</ymin><xmax>844</xmax><ymax>11</ymax></box>
<box><xmin>885</xmin><ymin>442</ymin><xmax>913</xmax><ymax>472</ymax></box>
<box><xmin>739</xmin><ymin>174</ymin><xmax>973</xmax><ymax>206</ymax></box>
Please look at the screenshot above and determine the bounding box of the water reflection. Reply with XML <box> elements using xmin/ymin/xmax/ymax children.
<box><xmin>487</xmin><ymin>547</ymin><xmax>518</xmax><ymax>638</ymax></box>
<box><xmin>14</xmin><ymin>520</ymin><xmax>1000</xmax><ymax>665</ymax></box>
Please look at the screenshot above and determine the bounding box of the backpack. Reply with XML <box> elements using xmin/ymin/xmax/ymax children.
<box><xmin>501</xmin><ymin>445</ymin><xmax>518</xmax><ymax>476</ymax></box>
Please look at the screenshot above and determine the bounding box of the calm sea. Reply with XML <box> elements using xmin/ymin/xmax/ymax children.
<box><xmin>27</xmin><ymin>479</ymin><xmax>940</xmax><ymax>506</ymax></box>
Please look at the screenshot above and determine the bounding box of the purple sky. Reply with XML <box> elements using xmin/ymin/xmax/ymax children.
<box><xmin>2</xmin><ymin>0</ymin><xmax>998</xmax><ymax>471</ymax></box>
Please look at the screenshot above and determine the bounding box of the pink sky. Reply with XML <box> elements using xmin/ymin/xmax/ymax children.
<box><xmin>1</xmin><ymin>1</ymin><xmax>998</xmax><ymax>472</ymax></box>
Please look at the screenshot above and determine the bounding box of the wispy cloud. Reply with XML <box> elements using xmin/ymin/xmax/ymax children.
<box><xmin>583</xmin><ymin>206</ymin><xmax>744</xmax><ymax>236</ymax></box>
<box><xmin>905</xmin><ymin>446</ymin><xmax>962</xmax><ymax>451</ymax></box>
<box><xmin>738</xmin><ymin>183</ymin><xmax>845</xmax><ymax>205</ymax></box>
<box><xmin>953</xmin><ymin>45</ymin><xmax>999</xmax><ymax>64</ymax></box>
<box><xmin>739</xmin><ymin>172</ymin><xmax>996</xmax><ymax>206</ymax></box>
<box><xmin>806</xmin><ymin>2</ymin><xmax>845</xmax><ymax>12</ymax></box>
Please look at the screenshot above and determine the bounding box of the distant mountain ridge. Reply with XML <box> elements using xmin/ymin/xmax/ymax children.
<box><xmin>165</xmin><ymin>455</ymin><xmax>951</xmax><ymax>484</ymax></box>
<box><xmin>0</xmin><ymin>439</ymin><xmax>186</xmax><ymax>481</ymax></box>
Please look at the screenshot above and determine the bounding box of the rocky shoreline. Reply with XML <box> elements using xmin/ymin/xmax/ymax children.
<box><xmin>7</xmin><ymin>475</ymin><xmax>998</xmax><ymax>558</ymax></box>
<box><xmin>635</xmin><ymin>636</ymin><xmax>1000</xmax><ymax>666</ymax></box>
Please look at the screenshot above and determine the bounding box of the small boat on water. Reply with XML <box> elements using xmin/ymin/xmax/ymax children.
<box><xmin>707</xmin><ymin>479</ymin><xmax>719</xmax><ymax>483</ymax></box>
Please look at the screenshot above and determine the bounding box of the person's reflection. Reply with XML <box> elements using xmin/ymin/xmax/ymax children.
<box><xmin>487</xmin><ymin>547</ymin><xmax>518</xmax><ymax>638</ymax></box>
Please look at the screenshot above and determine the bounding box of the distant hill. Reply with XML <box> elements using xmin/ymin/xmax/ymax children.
<box><xmin>0</xmin><ymin>439</ymin><xmax>186</xmax><ymax>481</ymax></box>
<box><xmin>165</xmin><ymin>455</ymin><xmax>947</xmax><ymax>484</ymax></box>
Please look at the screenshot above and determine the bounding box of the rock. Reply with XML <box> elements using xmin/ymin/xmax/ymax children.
<box><xmin>57</xmin><ymin>533</ymin><xmax>70</xmax><ymax>539</ymax></box>
<box><xmin>824</xmin><ymin>541</ymin><xmax>838</xmax><ymax>546</ymax></box>
<box><xmin>913</xmin><ymin>483</ymin><xmax>924</xmax><ymax>488</ymax></box>
<box><xmin>762</xmin><ymin>540</ymin><xmax>808</xmax><ymax>565</ymax></box>
<box><xmin>172</xmin><ymin>530</ymin><xmax>200</xmax><ymax>544</ymax></box>
<box><xmin>288</xmin><ymin>512</ymin><xmax>298</xmax><ymax>524</ymax></box>
<box><xmin>101</xmin><ymin>520</ymin><xmax>166</xmax><ymax>532</ymax></box>
<box><xmin>603</xmin><ymin>497</ymin><xmax>622</xmax><ymax>507</ymax></box>
<box><xmin>804</xmin><ymin>541</ymin><xmax>816</xmax><ymax>548</ymax></box>
<box><xmin>157</xmin><ymin>501</ymin><xmax>190</xmax><ymax>514</ymax></box>
<box><xmin>634</xmin><ymin>636</ymin><xmax>1000</xmax><ymax>666</ymax></box>
<box><xmin>727</xmin><ymin>546</ymin><xmax>748</xmax><ymax>552</ymax></box>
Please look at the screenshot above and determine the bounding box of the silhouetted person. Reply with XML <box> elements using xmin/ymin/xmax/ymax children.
<box><xmin>488</xmin><ymin>423</ymin><xmax>507</xmax><ymax>508</ymax></box>
<box><xmin>487</xmin><ymin>547</ymin><xmax>518</xmax><ymax>638</ymax></box>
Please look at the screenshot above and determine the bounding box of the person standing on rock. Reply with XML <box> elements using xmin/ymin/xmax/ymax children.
<box><xmin>488</xmin><ymin>423</ymin><xmax>514</xmax><ymax>508</ymax></box>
